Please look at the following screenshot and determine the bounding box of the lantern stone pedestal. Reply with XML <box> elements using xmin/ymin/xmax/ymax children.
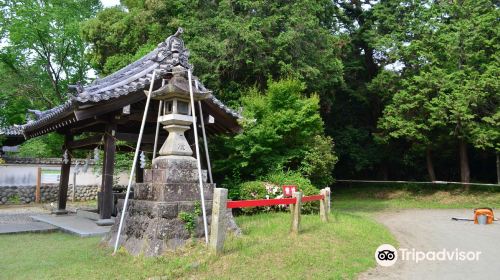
<box><xmin>105</xmin><ymin>155</ymin><xmax>218</xmax><ymax>256</ymax></box>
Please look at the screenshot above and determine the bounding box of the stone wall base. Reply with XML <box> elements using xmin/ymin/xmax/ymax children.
<box><xmin>104</xmin><ymin>198</ymin><xmax>240</xmax><ymax>256</ymax></box>
<box><xmin>0</xmin><ymin>185</ymin><xmax>99</xmax><ymax>204</ymax></box>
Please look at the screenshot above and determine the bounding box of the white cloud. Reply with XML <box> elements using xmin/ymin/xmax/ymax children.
<box><xmin>101</xmin><ymin>0</ymin><xmax>120</xmax><ymax>8</ymax></box>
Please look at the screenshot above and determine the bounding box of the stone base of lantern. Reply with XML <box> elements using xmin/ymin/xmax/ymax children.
<box><xmin>103</xmin><ymin>156</ymin><xmax>240</xmax><ymax>256</ymax></box>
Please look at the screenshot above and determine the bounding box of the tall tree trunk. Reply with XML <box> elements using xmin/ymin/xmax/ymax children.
<box><xmin>458</xmin><ymin>138</ymin><xmax>470</xmax><ymax>189</ymax></box>
<box><xmin>496</xmin><ymin>152</ymin><xmax>500</xmax><ymax>185</ymax></box>
<box><xmin>426</xmin><ymin>147</ymin><xmax>436</xmax><ymax>182</ymax></box>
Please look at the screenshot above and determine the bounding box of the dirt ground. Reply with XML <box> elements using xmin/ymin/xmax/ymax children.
<box><xmin>359</xmin><ymin>209</ymin><xmax>500</xmax><ymax>280</ymax></box>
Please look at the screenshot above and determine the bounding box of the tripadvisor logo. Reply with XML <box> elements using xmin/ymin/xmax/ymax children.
<box><xmin>375</xmin><ymin>244</ymin><xmax>482</xmax><ymax>266</ymax></box>
<box><xmin>375</xmin><ymin>244</ymin><xmax>398</xmax><ymax>267</ymax></box>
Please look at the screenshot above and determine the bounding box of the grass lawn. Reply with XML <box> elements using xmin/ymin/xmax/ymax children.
<box><xmin>335</xmin><ymin>183</ymin><xmax>500</xmax><ymax>212</ymax></box>
<box><xmin>0</xmin><ymin>211</ymin><xmax>395</xmax><ymax>280</ymax></box>
<box><xmin>4</xmin><ymin>183</ymin><xmax>495</xmax><ymax>279</ymax></box>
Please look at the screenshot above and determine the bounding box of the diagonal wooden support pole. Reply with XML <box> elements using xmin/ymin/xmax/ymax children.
<box><xmin>188</xmin><ymin>69</ymin><xmax>209</xmax><ymax>244</ymax></box>
<box><xmin>113</xmin><ymin>70</ymin><xmax>157</xmax><ymax>254</ymax></box>
<box><xmin>198</xmin><ymin>100</ymin><xmax>213</xmax><ymax>183</ymax></box>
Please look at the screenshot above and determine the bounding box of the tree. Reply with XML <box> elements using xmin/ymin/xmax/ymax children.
<box><xmin>1</xmin><ymin>0</ymin><xmax>101</xmax><ymax>109</ymax></box>
<box><xmin>81</xmin><ymin>0</ymin><xmax>344</xmax><ymax>107</ymax></box>
<box><xmin>377</xmin><ymin>0</ymin><xmax>499</xmax><ymax>184</ymax></box>
<box><xmin>0</xmin><ymin>0</ymin><xmax>101</xmax><ymax>154</ymax></box>
<box><xmin>211</xmin><ymin>79</ymin><xmax>337</xmax><ymax>188</ymax></box>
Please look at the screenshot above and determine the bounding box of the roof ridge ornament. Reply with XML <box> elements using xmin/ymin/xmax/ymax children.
<box><xmin>153</xmin><ymin>27</ymin><xmax>192</xmax><ymax>70</ymax></box>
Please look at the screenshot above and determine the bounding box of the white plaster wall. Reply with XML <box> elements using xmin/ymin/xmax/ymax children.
<box><xmin>0</xmin><ymin>164</ymin><xmax>129</xmax><ymax>187</ymax></box>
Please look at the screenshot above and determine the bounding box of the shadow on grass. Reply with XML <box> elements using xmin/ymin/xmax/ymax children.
<box><xmin>299</xmin><ymin>221</ymin><xmax>321</xmax><ymax>234</ymax></box>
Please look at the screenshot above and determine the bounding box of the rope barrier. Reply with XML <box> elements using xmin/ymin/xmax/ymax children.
<box><xmin>336</xmin><ymin>179</ymin><xmax>500</xmax><ymax>187</ymax></box>
<box><xmin>226</xmin><ymin>195</ymin><xmax>324</xmax><ymax>209</ymax></box>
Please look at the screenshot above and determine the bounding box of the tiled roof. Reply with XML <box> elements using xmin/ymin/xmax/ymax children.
<box><xmin>0</xmin><ymin>28</ymin><xmax>241</xmax><ymax>138</ymax></box>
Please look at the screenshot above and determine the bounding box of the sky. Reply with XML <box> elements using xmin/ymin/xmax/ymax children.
<box><xmin>101</xmin><ymin>0</ymin><xmax>120</xmax><ymax>7</ymax></box>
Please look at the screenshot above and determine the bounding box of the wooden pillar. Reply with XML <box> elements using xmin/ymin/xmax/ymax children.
<box><xmin>99</xmin><ymin>122</ymin><xmax>116</xmax><ymax>223</ymax></box>
<box><xmin>35</xmin><ymin>167</ymin><xmax>41</xmax><ymax>203</ymax></box>
<box><xmin>55</xmin><ymin>134</ymin><xmax>72</xmax><ymax>214</ymax></box>
<box><xmin>97</xmin><ymin>136</ymin><xmax>108</xmax><ymax>214</ymax></box>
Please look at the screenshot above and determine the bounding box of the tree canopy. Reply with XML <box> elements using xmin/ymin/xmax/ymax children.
<box><xmin>0</xmin><ymin>0</ymin><xmax>101</xmax><ymax>127</ymax></box>
<box><xmin>1</xmin><ymin>0</ymin><xmax>498</xmax><ymax>184</ymax></box>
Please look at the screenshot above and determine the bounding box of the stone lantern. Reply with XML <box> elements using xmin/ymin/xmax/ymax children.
<box><xmin>105</xmin><ymin>31</ymin><xmax>240</xmax><ymax>256</ymax></box>
<box><xmin>150</xmin><ymin>65</ymin><xmax>210</xmax><ymax>161</ymax></box>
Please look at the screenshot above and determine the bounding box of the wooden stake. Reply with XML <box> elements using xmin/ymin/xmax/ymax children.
<box><xmin>210</xmin><ymin>188</ymin><xmax>228</xmax><ymax>255</ymax></box>
<box><xmin>35</xmin><ymin>167</ymin><xmax>41</xmax><ymax>203</ymax></box>
<box><xmin>291</xmin><ymin>191</ymin><xmax>302</xmax><ymax>235</ymax></box>
<box><xmin>320</xmin><ymin>188</ymin><xmax>329</xmax><ymax>222</ymax></box>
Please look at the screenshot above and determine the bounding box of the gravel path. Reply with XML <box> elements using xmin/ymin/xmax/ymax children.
<box><xmin>359</xmin><ymin>209</ymin><xmax>500</xmax><ymax>280</ymax></box>
<box><xmin>0</xmin><ymin>206</ymin><xmax>55</xmax><ymax>233</ymax></box>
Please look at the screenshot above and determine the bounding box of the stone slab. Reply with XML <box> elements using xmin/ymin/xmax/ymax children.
<box><xmin>134</xmin><ymin>182</ymin><xmax>214</xmax><ymax>202</ymax></box>
<box><xmin>76</xmin><ymin>209</ymin><xmax>100</xmax><ymax>221</ymax></box>
<box><xmin>117</xmin><ymin>199</ymin><xmax>213</xmax><ymax>220</ymax></box>
<box><xmin>0</xmin><ymin>222</ymin><xmax>58</xmax><ymax>234</ymax></box>
<box><xmin>146</xmin><ymin>156</ymin><xmax>208</xmax><ymax>183</ymax></box>
<box><xmin>31</xmin><ymin>214</ymin><xmax>112</xmax><ymax>237</ymax></box>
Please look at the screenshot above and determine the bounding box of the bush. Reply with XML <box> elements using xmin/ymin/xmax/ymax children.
<box><xmin>211</xmin><ymin>79</ymin><xmax>337</xmax><ymax>186</ymax></box>
<box><xmin>265</xmin><ymin>171</ymin><xmax>320</xmax><ymax>214</ymax></box>
<box><xmin>300</xmin><ymin>135</ymin><xmax>338</xmax><ymax>187</ymax></box>
<box><xmin>239</xmin><ymin>181</ymin><xmax>278</xmax><ymax>214</ymax></box>
<box><xmin>238</xmin><ymin>171</ymin><xmax>321</xmax><ymax>214</ymax></box>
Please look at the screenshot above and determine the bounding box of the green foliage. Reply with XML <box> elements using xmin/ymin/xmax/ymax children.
<box><xmin>239</xmin><ymin>181</ymin><xmax>268</xmax><ymax>200</ymax></box>
<box><xmin>81</xmin><ymin>0</ymin><xmax>343</xmax><ymax>104</ymax></box>
<box><xmin>91</xmin><ymin>149</ymin><xmax>134</xmax><ymax>181</ymax></box>
<box><xmin>0</xmin><ymin>0</ymin><xmax>101</xmax><ymax>114</ymax></box>
<box><xmin>7</xmin><ymin>194</ymin><xmax>20</xmax><ymax>204</ymax></box>
<box><xmin>265</xmin><ymin>170</ymin><xmax>320</xmax><ymax>214</ymax></box>
<box><xmin>178</xmin><ymin>201</ymin><xmax>201</xmax><ymax>236</ymax></box>
<box><xmin>0</xmin><ymin>215</ymin><xmax>395</xmax><ymax>279</ymax></box>
<box><xmin>300</xmin><ymin>135</ymin><xmax>338</xmax><ymax>187</ymax></box>
<box><xmin>81</xmin><ymin>7</ymin><xmax>162</xmax><ymax>75</ymax></box>
<box><xmin>239</xmin><ymin>171</ymin><xmax>320</xmax><ymax>214</ymax></box>
<box><xmin>17</xmin><ymin>133</ymin><xmax>64</xmax><ymax>158</ymax></box>
<box><xmin>264</xmin><ymin>171</ymin><xmax>317</xmax><ymax>193</ymax></box>
<box><xmin>193</xmin><ymin>200</ymin><xmax>202</xmax><ymax>216</ymax></box>
<box><xmin>376</xmin><ymin>0</ymin><xmax>499</xmax><ymax>180</ymax></box>
<box><xmin>212</xmin><ymin>79</ymin><xmax>337</xmax><ymax>186</ymax></box>
<box><xmin>178</xmin><ymin>211</ymin><xmax>196</xmax><ymax>237</ymax></box>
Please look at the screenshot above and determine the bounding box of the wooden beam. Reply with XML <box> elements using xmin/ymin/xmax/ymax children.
<box><xmin>74</xmin><ymin>92</ymin><xmax>145</xmax><ymax>122</ymax></box>
<box><xmin>56</xmin><ymin>133</ymin><xmax>73</xmax><ymax>214</ymax></box>
<box><xmin>124</xmin><ymin>112</ymin><xmax>158</xmax><ymax>123</ymax></box>
<box><xmin>67</xmin><ymin>134</ymin><xmax>104</xmax><ymax>149</ymax></box>
<box><xmin>70</xmin><ymin>119</ymin><xmax>105</xmax><ymax>134</ymax></box>
<box><xmin>100</xmin><ymin>122</ymin><xmax>116</xmax><ymax>220</ymax></box>
<box><xmin>115</xmin><ymin>132</ymin><xmax>165</xmax><ymax>144</ymax></box>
